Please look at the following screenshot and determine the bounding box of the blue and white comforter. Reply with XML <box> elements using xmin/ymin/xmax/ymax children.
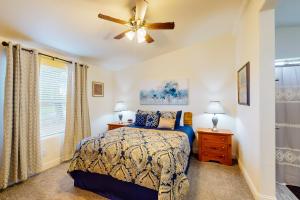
<box><xmin>68</xmin><ymin>127</ymin><xmax>190</xmax><ymax>200</ymax></box>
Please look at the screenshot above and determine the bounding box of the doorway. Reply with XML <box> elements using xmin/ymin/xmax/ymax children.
<box><xmin>275</xmin><ymin>0</ymin><xmax>300</xmax><ymax>199</ymax></box>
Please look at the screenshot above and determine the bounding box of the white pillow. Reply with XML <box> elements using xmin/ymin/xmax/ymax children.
<box><xmin>158</xmin><ymin>118</ymin><xmax>176</xmax><ymax>130</ymax></box>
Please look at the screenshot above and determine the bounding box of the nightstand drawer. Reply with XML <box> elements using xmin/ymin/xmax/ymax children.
<box><xmin>202</xmin><ymin>142</ymin><xmax>227</xmax><ymax>153</ymax></box>
<box><xmin>202</xmin><ymin>134</ymin><xmax>227</xmax><ymax>144</ymax></box>
<box><xmin>202</xmin><ymin>151</ymin><xmax>226</xmax><ymax>163</ymax></box>
<box><xmin>108</xmin><ymin>124</ymin><xmax>123</xmax><ymax>130</ymax></box>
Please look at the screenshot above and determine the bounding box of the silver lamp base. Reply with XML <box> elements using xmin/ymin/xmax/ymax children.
<box><xmin>118</xmin><ymin>113</ymin><xmax>123</xmax><ymax>123</ymax></box>
<box><xmin>211</xmin><ymin>114</ymin><xmax>218</xmax><ymax>132</ymax></box>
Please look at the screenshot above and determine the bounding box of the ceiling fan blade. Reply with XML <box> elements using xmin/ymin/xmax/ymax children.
<box><xmin>144</xmin><ymin>22</ymin><xmax>175</xmax><ymax>30</ymax></box>
<box><xmin>135</xmin><ymin>0</ymin><xmax>148</xmax><ymax>21</ymax></box>
<box><xmin>145</xmin><ymin>33</ymin><xmax>154</xmax><ymax>43</ymax></box>
<box><xmin>114</xmin><ymin>30</ymin><xmax>131</xmax><ymax>39</ymax></box>
<box><xmin>98</xmin><ymin>13</ymin><xmax>128</xmax><ymax>25</ymax></box>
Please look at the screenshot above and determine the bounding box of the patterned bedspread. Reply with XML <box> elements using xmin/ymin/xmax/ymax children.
<box><xmin>68</xmin><ymin>127</ymin><xmax>191</xmax><ymax>200</ymax></box>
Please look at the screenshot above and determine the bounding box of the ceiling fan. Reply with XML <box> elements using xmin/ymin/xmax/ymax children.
<box><xmin>98</xmin><ymin>0</ymin><xmax>175</xmax><ymax>43</ymax></box>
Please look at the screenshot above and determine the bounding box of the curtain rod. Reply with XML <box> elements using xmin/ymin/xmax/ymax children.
<box><xmin>275</xmin><ymin>64</ymin><xmax>300</xmax><ymax>68</ymax></box>
<box><xmin>2</xmin><ymin>41</ymin><xmax>74</xmax><ymax>64</ymax></box>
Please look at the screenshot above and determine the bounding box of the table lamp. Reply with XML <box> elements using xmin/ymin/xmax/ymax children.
<box><xmin>114</xmin><ymin>101</ymin><xmax>127</xmax><ymax>123</ymax></box>
<box><xmin>206</xmin><ymin>101</ymin><xmax>225</xmax><ymax>131</ymax></box>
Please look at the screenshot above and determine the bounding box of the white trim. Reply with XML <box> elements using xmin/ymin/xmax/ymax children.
<box><xmin>41</xmin><ymin>157</ymin><xmax>62</xmax><ymax>171</ymax></box>
<box><xmin>238</xmin><ymin>159</ymin><xmax>277</xmax><ymax>200</ymax></box>
<box><xmin>238</xmin><ymin>159</ymin><xmax>260</xmax><ymax>199</ymax></box>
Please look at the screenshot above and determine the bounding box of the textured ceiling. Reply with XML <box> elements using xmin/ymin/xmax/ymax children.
<box><xmin>276</xmin><ymin>0</ymin><xmax>300</xmax><ymax>27</ymax></box>
<box><xmin>0</xmin><ymin>0</ymin><xmax>243</xmax><ymax>69</ymax></box>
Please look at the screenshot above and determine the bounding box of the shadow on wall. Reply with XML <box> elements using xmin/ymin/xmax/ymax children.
<box><xmin>91</xmin><ymin>113</ymin><xmax>115</xmax><ymax>136</ymax></box>
<box><xmin>0</xmin><ymin>21</ymin><xmax>32</xmax><ymax>42</ymax></box>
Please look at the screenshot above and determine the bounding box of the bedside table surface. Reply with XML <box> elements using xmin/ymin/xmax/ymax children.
<box><xmin>197</xmin><ymin>128</ymin><xmax>233</xmax><ymax>135</ymax></box>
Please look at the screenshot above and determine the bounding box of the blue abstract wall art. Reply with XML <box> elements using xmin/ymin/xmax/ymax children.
<box><xmin>140</xmin><ymin>80</ymin><xmax>188</xmax><ymax>105</ymax></box>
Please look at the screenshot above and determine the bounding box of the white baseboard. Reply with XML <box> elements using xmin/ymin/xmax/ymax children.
<box><xmin>41</xmin><ymin>158</ymin><xmax>62</xmax><ymax>171</ymax></box>
<box><xmin>238</xmin><ymin>159</ymin><xmax>276</xmax><ymax>200</ymax></box>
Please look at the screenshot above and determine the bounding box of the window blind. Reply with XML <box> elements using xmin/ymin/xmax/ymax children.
<box><xmin>39</xmin><ymin>61</ymin><xmax>68</xmax><ymax>138</ymax></box>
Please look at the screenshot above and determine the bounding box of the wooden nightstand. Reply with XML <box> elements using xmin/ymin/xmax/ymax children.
<box><xmin>107</xmin><ymin>122</ymin><xmax>132</xmax><ymax>131</ymax></box>
<box><xmin>197</xmin><ymin>128</ymin><xmax>233</xmax><ymax>166</ymax></box>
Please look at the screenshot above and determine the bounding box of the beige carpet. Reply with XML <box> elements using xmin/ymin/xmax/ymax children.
<box><xmin>0</xmin><ymin>157</ymin><xmax>253</xmax><ymax>200</ymax></box>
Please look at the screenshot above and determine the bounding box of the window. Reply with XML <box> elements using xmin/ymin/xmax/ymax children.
<box><xmin>39</xmin><ymin>58</ymin><xmax>68</xmax><ymax>138</ymax></box>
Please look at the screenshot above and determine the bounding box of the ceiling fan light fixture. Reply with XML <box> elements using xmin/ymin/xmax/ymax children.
<box><xmin>98</xmin><ymin>0</ymin><xmax>175</xmax><ymax>44</ymax></box>
<box><xmin>125</xmin><ymin>31</ymin><xmax>135</xmax><ymax>40</ymax></box>
<box><xmin>137</xmin><ymin>28</ymin><xmax>146</xmax><ymax>43</ymax></box>
<box><xmin>137</xmin><ymin>36</ymin><xmax>145</xmax><ymax>43</ymax></box>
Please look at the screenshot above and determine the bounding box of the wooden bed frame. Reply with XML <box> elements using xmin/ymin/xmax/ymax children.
<box><xmin>184</xmin><ymin>112</ymin><xmax>193</xmax><ymax>126</ymax></box>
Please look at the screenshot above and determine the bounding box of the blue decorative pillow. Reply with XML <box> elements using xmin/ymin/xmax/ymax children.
<box><xmin>135</xmin><ymin>114</ymin><xmax>147</xmax><ymax>126</ymax></box>
<box><xmin>175</xmin><ymin>111</ymin><xmax>182</xmax><ymax>128</ymax></box>
<box><xmin>145</xmin><ymin>113</ymin><xmax>160</xmax><ymax>128</ymax></box>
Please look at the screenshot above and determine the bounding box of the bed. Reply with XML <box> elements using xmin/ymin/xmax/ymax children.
<box><xmin>68</xmin><ymin>111</ymin><xmax>195</xmax><ymax>200</ymax></box>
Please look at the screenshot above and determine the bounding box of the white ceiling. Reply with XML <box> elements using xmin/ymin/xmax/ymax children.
<box><xmin>0</xmin><ymin>0</ymin><xmax>243</xmax><ymax>70</ymax></box>
<box><xmin>276</xmin><ymin>0</ymin><xmax>300</xmax><ymax>27</ymax></box>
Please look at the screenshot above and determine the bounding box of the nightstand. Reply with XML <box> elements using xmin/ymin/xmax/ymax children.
<box><xmin>197</xmin><ymin>128</ymin><xmax>233</xmax><ymax>166</ymax></box>
<box><xmin>107</xmin><ymin>122</ymin><xmax>132</xmax><ymax>131</ymax></box>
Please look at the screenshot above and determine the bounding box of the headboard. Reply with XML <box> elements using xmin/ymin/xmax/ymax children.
<box><xmin>183</xmin><ymin>112</ymin><xmax>192</xmax><ymax>126</ymax></box>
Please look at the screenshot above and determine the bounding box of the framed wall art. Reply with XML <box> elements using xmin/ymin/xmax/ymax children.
<box><xmin>237</xmin><ymin>62</ymin><xmax>250</xmax><ymax>105</ymax></box>
<box><xmin>92</xmin><ymin>81</ymin><xmax>104</xmax><ymax>97</ymax></box>
<box><xmin>140</xmin><ymin>79</ymin><xmax>188</xmax><ymax>105</ymax></box>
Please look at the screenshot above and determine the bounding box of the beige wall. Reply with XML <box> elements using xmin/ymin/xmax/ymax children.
<box><xmin>87</xmin><ymin>65</ymin><xmax>114</xmax><ymax>136</ymax></box>
<box><xmin>235</xmin><ymin>0</ymin><xmax>276</xmax><ymax>199</ymax></box>
<box><xmin>113</xmin><ymin>34</ymin><xmax>237</xmax><ymax>154</ymax></box>
<box><xmin>235</xmin><ymin>1</ymin><xmax>262</xmax><ymax>197</ymax></box>
<box><xmin>259</xmin><ymin>8</ymin><xmax>276</xmax><ymax>199</ymax></box>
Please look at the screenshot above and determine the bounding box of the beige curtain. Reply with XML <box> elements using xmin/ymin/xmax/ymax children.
<box><xmin>0</xmin><ymin>43</ymin><xmax>41</xmax><ymax>189</ymax></box>
<box><xmin>63</xmin><ymin>63</ymin><xmax>91</xmax><ymax>161</ymax></box>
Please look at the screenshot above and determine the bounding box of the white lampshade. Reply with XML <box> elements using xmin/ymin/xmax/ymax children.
<box><xmin>114</xmin><ymin>101</ymin><xmax>127</xmax><ymax>112</ymax></box>
<box><xmin>206</xmin><ymin>101</ymin><xmax>225</xmax><ymax>114</ymax></box>
<box><xmin>125</xmin><ymin>31</ymin><xmax>135</xmax><ymax>40</ymax></box>
<box><xmin>137</xmin><ymin>28</ymin><xmax>146</xmax><ymax>43</ymax></box>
